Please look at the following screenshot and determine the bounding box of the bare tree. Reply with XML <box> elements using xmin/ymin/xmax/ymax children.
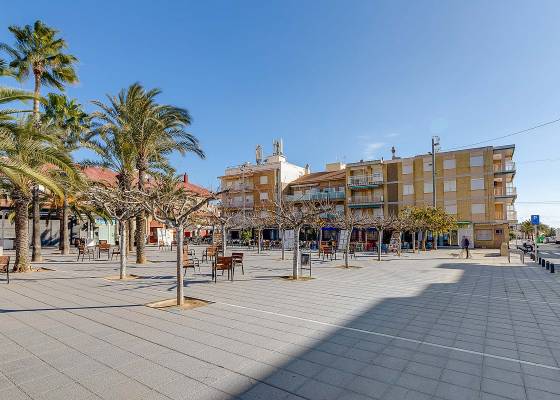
<box><xmin>85</xmin><ymin>185</ymin><xmax>144</xmax><ymax>279</ymax></box>
<box><xmin>268</xmin><ymin>200</ymin><xmax>333</xmax><ymax>278</ymax></box>
<box><xmin>143</xmin><ymin>176</ymin><xmax>218</xmax><ymax>306</ymax></box>
<box><xmin>367</xmin><ymin>214</ymin><xmax>395</xmax><ymax>261</ymax></box>
<box><xmin>333</xmin><ymin>209</ymin><xmax>370</xmax><ymax>268</ymax></box>
<box><xmin>245</xmin><ymin>210</ymin><xmax>273</xmax><ymax>253</ymax></box>
<box><xmin>206</xmin><ymin>206</ymin><xmax>243</xmax><ymax>256</ymax></box>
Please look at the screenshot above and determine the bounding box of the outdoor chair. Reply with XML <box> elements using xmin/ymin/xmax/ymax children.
<box><xmin>98</xmin><ymin>243</ymin><xmax>111</xmax><ymax>260</ymax></box>
<box><xmin>321</xmin><ymin>246</ymin><xmax>334</xmax><ymax>261</ymax></box>
<box><xmin>0</xmin><ymin>256</ymin><xmax>10</xmax><ymax>284</ymax></box>
<box><xmin>183</xmin><ymin>250</ymin><xmax>201</xmax><ymax>275</ymax></box>
<box><xmin>344</xmin><ymin>244</ymin><xmax>356</xmax><ymax>259</ymax></box>
<box><xmin>213</xmin><ymin>256</ymin><xmax>233</xmax><ymax>282</ymax></box>
<box><xmin>99</xmin><ymin>240</ymin><xmax>108</xmax><ymax>245</ymax></box>
<box><xmin>110</xmin><ymin>246</ymin><xmax>121</xmax><ymax>260</ymax></box>
<box><xmin>77</xmin><ymin>244</ymin><xmax>94</xmax><ymax>261</ymax></box>
<box><xmin>202</xmin><ymin>246</ymin><xmax>217</xmax><ymax>263</ymax></box>
<box><xmin>170</xmin><ymin>240</ymin><xmax>178</xmax><ymax>251</ymax></box>
<box><xmin>231</xmin><ymin>252</ymin><xmax>244</xmax><ymax>275</ymax></box>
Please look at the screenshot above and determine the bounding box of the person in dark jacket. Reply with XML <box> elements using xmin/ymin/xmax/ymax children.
<box><xmin>461</xmin><ymin>236</ymin><xmax>470</xmax><ymax>258</ymax></box>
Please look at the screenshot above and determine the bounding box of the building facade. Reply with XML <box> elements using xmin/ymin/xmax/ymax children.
<box><xmin>219</xmin><ymin>140</ymin><xmax>307</xmax><ymax>240</ymax></box>
<box><xmin>374</xmin><ymin>144</ymin><xmax>516</xmax><ymax>248</ymax></box>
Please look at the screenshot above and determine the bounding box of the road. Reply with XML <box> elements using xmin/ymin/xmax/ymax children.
<box><xmin>536</xmin><ymin>243</ymin><xmax>560</xmax><ymax>261</ymax></box>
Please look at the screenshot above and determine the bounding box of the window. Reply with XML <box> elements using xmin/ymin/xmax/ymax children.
<box><xmin>476</xmin><ymin>229</ymin><xmax>492</xmax><ymax>241</ymax></box>
<box><xmin>259</xmin><ymin>175</ymin><xmax>268</xmax><ymax>185</ymax></box>
<box><xmin>259</xmin><ymin>192</ymin><xmax>268</xmax><ymax>200</ymax></box>
<box><xmin>444</xmin><ymin>203</ymin><xmax>457</xmax><ymax>214</ymax></box>
<box><xmin>423</xmin><ymin>160</ymin><xmax>432</xmax><ymax>172</ymax></box>
<box><xmin>402</xmin><ymin>164</ymin><xmax>413</xmax><ymax>175</ymax></box>
<box><xmin>424</xmin><ymin>182</ymin><xmax>433</xmax><ymax>193</ymax></box>
<box><xmin>471</xmin><ymin>178</ymin><xmax>484</xmax><ymax>190</ymax></box>
<box><xmin>403</xmin><ymin>184</ymin><xmax>414</xmax><ymax>195</ymax></box>
<box><xmin>444</xmin><ymin>180</ymin><xmax>456</xmax><ymax>192</ymax></box>
<box><xmin>443</xmin><ymin>159</ymin><xmax>456</xmax><ymax>170</ymax></box>
<box><xmin>470</xmin><ymin>155</ymin><xmax>483</xmax><ymax>167</ymax></box>
<box><xmin>471</xmin><ymin>203</ymin><xmax>485</xmax><ymax>214</ymax></box>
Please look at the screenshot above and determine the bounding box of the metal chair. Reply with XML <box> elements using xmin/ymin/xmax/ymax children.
<box><xmin>231</xmin><ymin>252</ymin><xmax>244</xmax><ymax>275</ymax></box>
<box><xmin>213</xmin><ymin>256</ymin><xmax>233</xmax><ymax>282</ymax></box>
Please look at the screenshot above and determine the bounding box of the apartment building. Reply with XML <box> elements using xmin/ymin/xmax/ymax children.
<box><xmin>219</xmin><ymin>140</ymin><xmax>306</xmax><ymax>240</ymax></box>
<box><xmin>379</xmin><ymin>144</ymin><xmax>517</xmax><ymax>248</ymax></box>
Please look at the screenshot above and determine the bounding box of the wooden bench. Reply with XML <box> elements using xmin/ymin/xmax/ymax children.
<box><xmin>0</xmin><ymin>256</ymin><xmax>10</xmax><ymax>284</ymax></box>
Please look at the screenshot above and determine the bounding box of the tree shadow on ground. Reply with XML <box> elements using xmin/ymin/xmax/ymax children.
<box><xmin>223</xmin><ymin>260</ymin><xmax>559</xmax><ymax>400</ymax></box>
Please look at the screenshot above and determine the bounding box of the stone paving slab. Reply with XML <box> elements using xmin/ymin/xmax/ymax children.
<box><xmin>1</xmin><ymin>246</ymin><xmax>560</xmax><ymax>399</ymax></box>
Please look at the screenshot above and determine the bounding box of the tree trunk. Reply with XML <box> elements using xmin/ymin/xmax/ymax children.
<box><xmin>61</xmin><ymin>195</ymin><xmax>70</xmax><ymax>255</ymax></box>
<box><xmin>318</xmin><ymin>227</ymin><xmax>323</xmax><ymax>257</ymax></box>
<box><xmin>281</xmin><ymin>228</ymin><xmax>285</xmax><ymax>260</ymax></box>
<box><xmin>119</xmin><ymin>221</ymin><xmax>127</xmax><ymax>279</ymax></box>
<box><xmin>293</xmin><ymin>226</ymin><xmax>301</xmax><ymax>279</ymax></box>
<box><xmin>33</xmin><ymin>73</ymin><xmax>41</xmax><ymax>122</ymax></box>
<box><xmin>31</xmin><ymin>187</ymin><xmax>42</xmax><ymax>262</ymax></box>
<box><xmin>433</xmin><ymin>232</ymin><xmax>438</xmax><ymax>250</ymax></box>
<box><xmin>397</xmin><ymin>231</ymin><xmax>402</xmax><ymax>256</ymax></box>
<box><xmin>411</xmin><ymin>230</ymin><xmax>416</xmax><ymax>253</ymax></box>
<box><xmin>135</xmin><ymin>168</ymin><xmax>147</xmax><ymax>264</ymax></box>
<box><xmin>378</xmin><ymin>229</ymin><xmax>383</xmax><ymax>261</ymax></box>
<box><xmin>221</xmin><ymin>225</ymin><xmax>226</xmax><ymax>256</ymax></box>
<box><xmin>257</xmin><ymin>229</ymin><xmax>261</xmax><ymax>253</ymax></box>
<box><xmin>13</xmin><ymin>196</ymin><xmax>31</xmax><ymax>272</ymax></box>
<box><xmin>127</xmin><ymin>218</ymin><xmax>134</xmax><ymax>253</ymax></box>
<box><xmin>345</xmin><ymin>228</ymin><xmax>352</xmax><ymax>268</ymax></box>
<box><xmin>422</xmin><ymin>230</ymin><xmax>427</xmax><ymax>251</ymax></box>
<box><xmin>176</xmin><ymin>226</ymin><xmax>184</xmax><ymax>306</ymax></box>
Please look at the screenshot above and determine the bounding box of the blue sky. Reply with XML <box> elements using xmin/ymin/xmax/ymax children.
<box><xmin>2</xmin><ymin>0</ymin><xmax>560</xmax><ymax>225</ymax></box>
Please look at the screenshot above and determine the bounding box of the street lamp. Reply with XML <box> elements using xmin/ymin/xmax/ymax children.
<box><xmin>431</xmin><ymin>136</ymin><xmax>440</xmax><ymax>207</ymax></box>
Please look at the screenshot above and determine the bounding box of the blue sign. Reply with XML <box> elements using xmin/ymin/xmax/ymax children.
<box><xmin>531</xmin><ymin>215</ymin><xmax>540</xmax><ymax>225</ymax></box>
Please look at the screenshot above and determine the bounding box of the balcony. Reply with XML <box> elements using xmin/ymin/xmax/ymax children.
<box><xmin>347</xmin><ymin>174</ymin><xmax>383</xmax><ymax>188</ymax></box>
<box><xmin>494</xmin><ymin>187</ymin><xmax>517</xmax><ymax>198</ymax></box>
<box><xmin>493</xmin><ymin>161</ymin><xmax>516</xmax><ymax>174</ymax></box>
<box><xmin>226</xmin><ymin>183</ymin><xmax>254</xmax><ymax>192</ymax></box>
<box><xmin>347</xmin><ymin>195</ymin><xmax>384</xmax><ymax>208</ymax></box>
<box><xmin>495</xmin><ymin>210</ymin><xmax>518</xmax><ymax>222</ymax></box>
<box><xmin>222</xmin><ymin>200</ymin><xmax>254</xmax><ymax>209</ymax></box>
<box><xmin>285</xmin><ymin>191</ymin><xmax>346</xmax><ymax>202</ymax></box>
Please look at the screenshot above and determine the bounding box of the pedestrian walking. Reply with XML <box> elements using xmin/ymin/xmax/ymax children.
<box><xmin>461</xmin><ymin>236</ymin><xmax>470</xmax><ymax>259</ymax></box>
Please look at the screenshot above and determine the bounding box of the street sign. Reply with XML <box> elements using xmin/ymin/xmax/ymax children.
<box><xmin>531</xmin><ymin>215</ymin><xmax>540</xmax><ymax>225</ymax></box>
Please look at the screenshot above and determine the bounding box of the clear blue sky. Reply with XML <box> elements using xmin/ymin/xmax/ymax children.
<box><xmin>2</xmin><ymin>0</ymin><xmax>560</xmax><ymax>225</ymax></box>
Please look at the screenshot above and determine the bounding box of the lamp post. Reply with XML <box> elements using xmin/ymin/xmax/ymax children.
<box><xmin>431</xmin><ymin>136</ymin><xmax>440</xmax><ymax>207</ymax></box>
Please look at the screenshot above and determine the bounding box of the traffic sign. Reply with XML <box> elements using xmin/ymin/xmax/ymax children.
<box><xmin>531</xmin><ymin>215</ymin><xmax>540</xmax><ymax>225</ymax></box>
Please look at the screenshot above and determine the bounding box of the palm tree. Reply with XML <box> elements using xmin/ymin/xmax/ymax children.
<box><xmin>0</xmin><ymin>59</ymin><xmax>34</xmax><ymax>123</ymax></box>
<box><xmin>92</xmin><ymin>83</ymin><xmax>204</xmax><ymax>264</ymax></box>
<box><xmin>1</xmin><ymin>21</ymin><xmax>78</xmax><ymax>261</ymax></box>
<box><xmin>0</xmin><ymin>20</ymin><xmax>78</xmax><ymax>122</ymax></box>
<box><xmin>41</xmin><ymin>93</ymin><xmax>89</xmax><ymax>254</ymax></box>
<box><xmin>0</xmin><ymin>119</ymin><xmax>76</xmax><ymax>271</ymax></box>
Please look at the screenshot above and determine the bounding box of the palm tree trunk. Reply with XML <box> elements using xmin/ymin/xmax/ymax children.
<box><xmin>176</xmin><ymin>226</ymin><xmax>184</xmax><ymax>306</ymax></box>
<box><xmin>135</xmin><ymin>168</ymin><xmax>146</xmax><ymax>264</ymax></box>
<box><xmin>31</xmin><ymin>187</ymin><xmax>42</xmax><ymax>262</ymax></box>
<box><xmin>61</xmin><ymin>194</ymin><xmax>70</xmax><ymax>255</ymax></box>
<box><xmin>127</xmin><ymin>218</ymin><xmax>134</xmax><ymax>254</ymax></box>
<box><xmin>33</xmin><ymin>73</ymin><xmax>41</xmax><ymax>122</ymax></box>
<box><xmin>13</xmin><ymin>195</ymin><xmax>31</xmax><ymax>272</ymax></box>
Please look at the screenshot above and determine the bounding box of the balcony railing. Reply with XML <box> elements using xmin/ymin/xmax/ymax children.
<box><xmin>494</xmin><ymin>187</ymin><xmax>517</xmax><ymax>197</ymax></box>
<box><xmin>347</xmin><ymin>174</ymin><xmax>383</xmax><ymax>187</ymax></box>
<box><xmin>227</xmin><ymin>183</ymin><xmax>254</xmax><ymax>192</ymax></box>
<box><xmin>347</xmin><ymin>195</ymin><xmax>384</xmax><ymax>206</ymax></box>
<box><xmin>495</xmin><ymin>210</ymin><xmax>518</xmax><ymax>221</ymax></box>
<box><xmin>285</xmin><ymin>191</ymin><xmax>346</xmax><ymax>202</ymax></box>
<box><xmin>223</xmin><ymin>200</ymin><xmax>254</xmax><ymax>208</ymax></box>
<box><xmin>493</xmin><ymin>161</ymin><xmax>516</xmax><ymax>173</ymax></box>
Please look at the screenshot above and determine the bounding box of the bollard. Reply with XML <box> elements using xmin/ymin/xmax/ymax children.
<box><xmin>546</xmin><ymin>261</ymin><xmax>550</xmax><ymax>270</ymax></box>
<box><xmin>530</xmin><ymin>253</ymin><xmax>535</xmax><ymax>260</ymax></box>
<box><xmin>551</xmin><ymin>263</ymin><xmax>555</xmax><ymax>273</ymax></box>
<box><xmin>542</xmin><ymin>259</ymin><xmax>546</xmax><ymax>268</ymax></box>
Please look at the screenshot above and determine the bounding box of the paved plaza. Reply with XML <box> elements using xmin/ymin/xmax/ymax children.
<box><xmin>1</xmin><ymin>246</ymin><xmax>560</xmax><ymax>399</ymax></box>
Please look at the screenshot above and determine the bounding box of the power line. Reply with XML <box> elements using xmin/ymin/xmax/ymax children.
<box><xmin>516</xmin><ymin>157</ymin><xmax>560</xmax><ymax>164</ymax></box>
<box><xmin>444</xmin><ymin>117</ymin><xmax>560</xmax><ymax>151</ymax></box>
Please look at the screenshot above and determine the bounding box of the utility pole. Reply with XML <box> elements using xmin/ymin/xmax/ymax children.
<box><xmin>431</xmin><ymin>136</ymin><xmax>440</xmax><ymax>207</ymax></box>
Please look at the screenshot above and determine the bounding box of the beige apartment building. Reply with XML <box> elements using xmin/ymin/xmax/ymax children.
<box><xmin>219</xmin><ymin>140</ymin><xmax>307</xmax><ymax>240</ymax></box>
<box><xmin>357</xmin><ymin>144</ymin><xmax>517</xmax><ymax>248</ymax></box>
